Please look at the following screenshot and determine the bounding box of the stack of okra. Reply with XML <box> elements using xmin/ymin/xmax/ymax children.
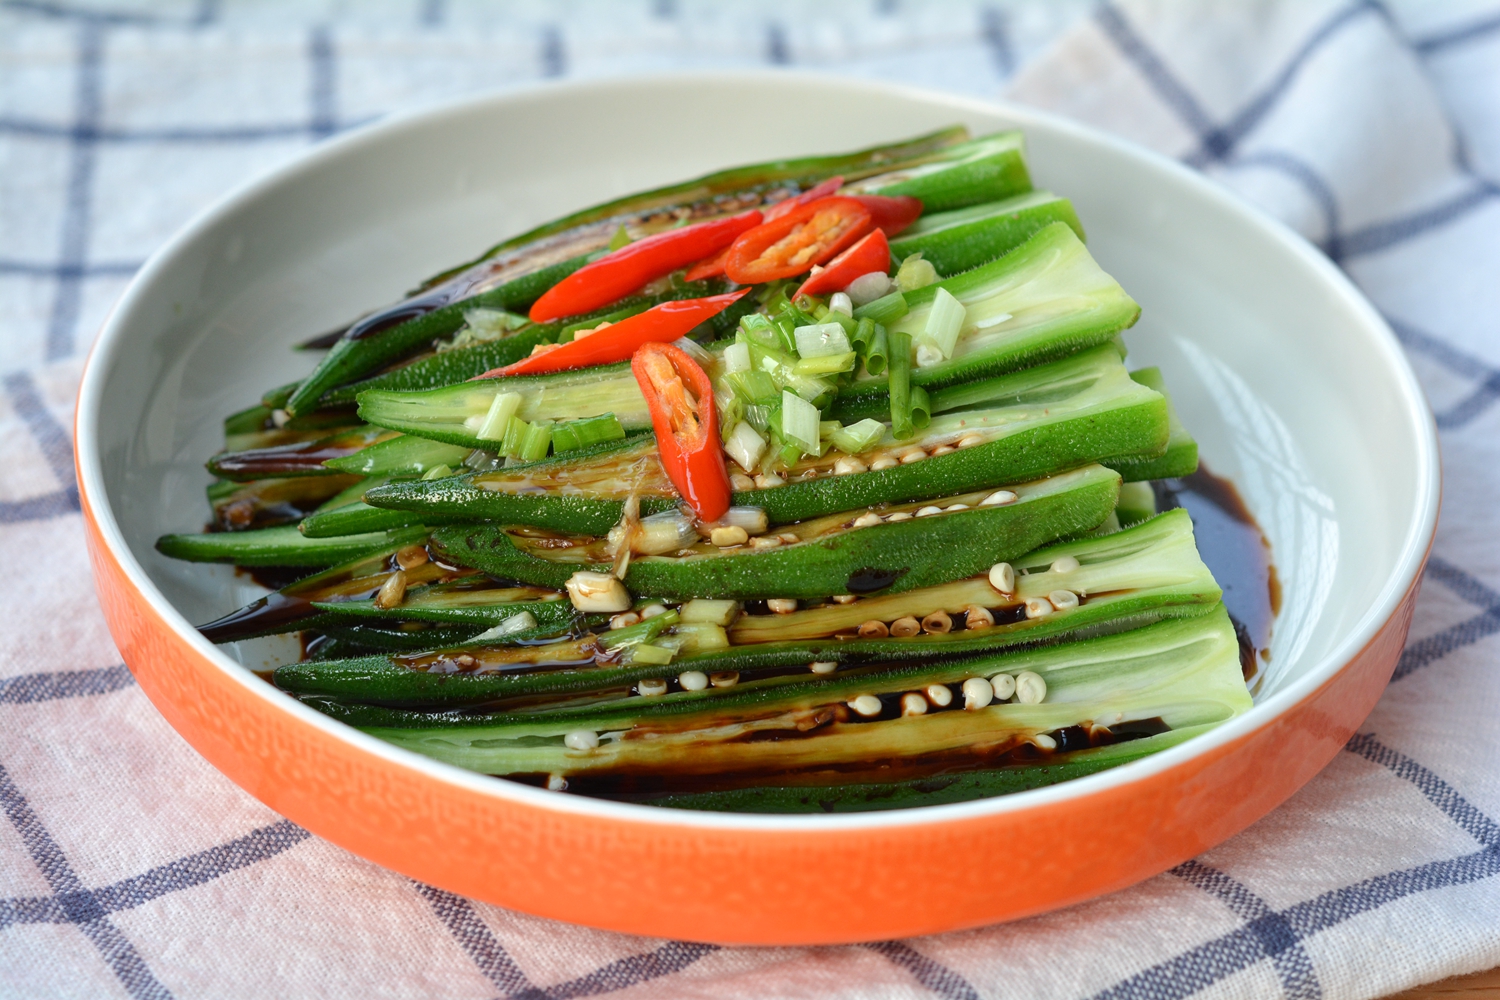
<box><xmin>159</xmin><ymin>127</ymin><xmax>1254</xmax><ymax>812</ymax></box>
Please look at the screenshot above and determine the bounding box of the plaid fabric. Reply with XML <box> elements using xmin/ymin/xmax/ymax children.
<box><xmin>2</xmin><ymin>1</ymin><xmax>1499</xmax><ymax>997</ymax></box>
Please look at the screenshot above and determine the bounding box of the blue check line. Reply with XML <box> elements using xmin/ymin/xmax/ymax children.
<box><xmin>1094</xmin><ymin>735</ymin><xmax>1500</xmax><ymax>1000</ymax></box>
<box><xmin>1412</xmin><ymin>8</ymin><xmax>1500</xmax><ymax>54</ymax></box>
<box><xmin>866</xmin><ymin>941</ymin><xmax>983</xmax><ymax>1000</ymax></box>
<box><xmin>981</xmin><ymin>6</ymin><xmax>1016</xmax><ymax>78</ymax></box>
<box><xmin>1384</xmin><ymin>316</ymin><xmax>1500</xmax><ymax>431</ymax></box>
<box><xmin>1393</xmin><ymin>557</ymin><xmax>1500</xmax><ymax>681</ymax></box>
<box><xmin>0</xmin><ymin>665</ymin><xmax>133</xmax><ymax>704</ymax></box>
<box><xmin>0</xmin><ymin>0</ymin><xmax>158</xmax><ymax>24</ymax></box>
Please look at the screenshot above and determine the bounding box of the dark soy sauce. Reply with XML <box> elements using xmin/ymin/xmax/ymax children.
<box><xmin>1153</xmin><ymin>464</ymin><xmax>1281</xmax><ymax>683</ymax></box>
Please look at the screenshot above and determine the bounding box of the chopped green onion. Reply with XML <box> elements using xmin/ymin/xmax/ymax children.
<box><xmin>519</xmin><ymin>419</ymin><xmax>553</xmax><ymax>462</ymax></box>
<box><xmin>671</xmin><ymin>622</ymin><xmax>729</xmax><ymax>653</ymax></box>
<box><xmin>469</xmin><ymin>611</ymin><xmax>538</xmax><ymax>642</ymax></box>
<box><xmin>793</xmin><ymin>352</ymin><xmax>857</xmax><ymax>376</ymax></box>
<box><xmin>500</xmin><ymin>416</ymin><xmax>531</xmax><ymax>459</ymax></box>
<box><xmin>679</xmin><ymin>599</ymin><xmax>739</xmax><ymax>626</ymax></box>
<box><xmin>598</xmin><ymin>609</ymin><xmax>680</xmax><ymax>650</ymax></box>
<box><xmin>607</xmin><ymin>224</ymin><xmax>632</xmax><ymax>251</ymax></box>
<box><xmin>911</xmin><ymin>385</ymin><xmax>932</xmax><ymax>431</ymax></box>
<box><xmin>852</xmin><ymin>290</ymin><xmax>909</xmax><ymax>326</ymax></box>
<box><xmin>888</xmin><ymin>330</ymin><xmax>915</xmax><ymax>440</ymax></box>
<box><xmin>917</xmin><ymin>286</ymin><xmax>966</xmax><ymax>366</ymax></box>
<box><xmin>723</xmin><ymin>342</ymin><xmax>752</xmax><ymax>373</ymax></box>
<box><xmin>830</xmin><ymin>418</ymin><xmax>886</xmax><ymax>454</ymax></box>
<box><xmin>551</xmin><ymin>413</ymin><xmax>626</xmax><ymax>453</ymax></box>
<box><xmin>420</xmin><ymin>463</ymin><xmax>453</xmax><ymax>481</ymax></box>
<box><xmin>895</xmin><ymin>252</ymin><xmax>939</xmax><ymax>292</ymax></box>
<box><xmin>475</xmin><ymin>391</ymin><xmax>522</xmax><ymax>441</ymax></box>
<box><xmin>851</xmin><ymin>317</ymin><xmax>876</xmax><ymax>355</ymax></box>
<box><xmin>738</xmin><ymin>313</ymin><xmax>782</xmax><ymax>351</ymax></box>
<box><xmin>865</xmin><ymin>324</ymin><xmax>890</xmax><ymax>376</ymax></box>
<box><xmin>727</xmin><ymin>369</ymin><xmax>779</xmax><ymax>406</ymax></box>
<box><xmin>725</xmin><ymin>420</ymin><xmax>767</xmax><ymax>473</ymax></box>
<box><xmin>781</xmin><ymin>390</ymin><xmax>821</xmax><ymax>455</ymax></box>
<box><xmin>794</xmin><ymin>322</ymin><xmax>853</xmax><ymax>359</ymax></box>
<box><xmin>628</xmin><ymin>643</ymin><xmax>676</xmax><ymax>666</ymax></box>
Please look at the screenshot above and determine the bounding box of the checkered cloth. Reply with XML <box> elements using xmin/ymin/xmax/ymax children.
<box><xmin>3</xmin><ymin>1</ymin><xmax>1498</xmax><ymax>997</ymax></box>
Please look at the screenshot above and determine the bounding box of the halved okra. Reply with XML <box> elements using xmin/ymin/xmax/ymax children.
<box><xmin>432</xmin><ymin>465</ymin><xmax>1120</xmax><ymax>600</ymax></box>
<box><xmin>832</xmin><ymin>222</ymin><xmax>1142</xmax><ymax>421</ymax></box>
<box><xmin>887</xmin><ymin>190</ymin><xmax>1084</xmax><ymax>277</ymax></box>
<box><xmin>207</xmin><ymin>425</ymin><xmax>398</xmax><ymax>481</ymax></box>
<box><xmin>275</xmin><ymin>509</ymin><xmax>1220</xmax><ymax>706</ymax></box>
<box><xmin>331</xmin><ymin>609</ymin><xmax>1251</xmax><ymax>786</ymax></box>
<box><xmin>1111</xmin><ymin>366</ymin><xmax>1198</xmax><ymax>481</ymax></box>
<box><xmin>207</xmin><ymin>473</ymin><xmax>363</xmax><ymax>531</ymax></box>
<box><xmin>612</xmin><ymin>725</ymin><xmax>1210</xmax><ymax>812</ymax></box>
<box><xmin>156</xmin><ymin>523</ymin><xmax>431</xmax><ymax>567</ymax></box>
<box><xmin>361</xmin><ymin>343</ymin><xmax>1168</xmax><ymax>533</ymax></box>
<box><xmin>285</xmin><ymin>128</ymin><xmax>997</xmax><ymax>417</ymax></box>
<box><xmin>354</xmin><ymin>221</ymin><xmax>1138</xmax><ymax>453</ymax></box>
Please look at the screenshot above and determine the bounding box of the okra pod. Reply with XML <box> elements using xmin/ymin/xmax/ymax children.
<box><xmin>156</xmin><ymin>523</ymin><xmax>430</xmax><ymax>567</ymax></box>
<box><xmin>361</xmin><ymin>344</ymin><xmax>1168</xmax><ymax>531</ymax></box>
<box><xmin>1105</xmin><ymin>367</ymin><xmax>1199</xmax><ymax>481</ymax></box>
<box><xmin>207</xmin><ymin>474</ymin><xmax>362</xmax><ymax>531</ymax></box>
<box><xmin>888</xmin><ymin>190</ymin><xmax>1085</xmax><ymax>277</ymax></box>
<box><xmin>433</xmin><ymin>465</ymin><xmax>1120</xmax><ymax>600</ymax></box>
<box><xmin>207</xmin><ymin>425</ymin><xmax>398</xmax><ymax>482</ymax></box>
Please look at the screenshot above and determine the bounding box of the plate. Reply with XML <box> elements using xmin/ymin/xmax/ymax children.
<box><xmin>76</xmin><ymin>72</ymin><xmax>1439</xmax><ymax>945</ymax></box>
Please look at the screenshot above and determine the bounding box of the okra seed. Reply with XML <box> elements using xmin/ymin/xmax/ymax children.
<box><xmin>768</xmin><ymin>598</ymin><xmax>798</xmax><ymax>614</ymax></box>
<box><xmin>778</xmin><ymin>532</ymin><xmax>800</xmax><ymax>544</ymax></box>
<box><xmin>711</xmin><ymin>525</ymin><xmax>749</xmax><ymax>547</ymax></box>
<box><xmin>852</xmin><ymin>512</ymin><xmax>883</xmax><ymax>528</ymax></box>
<box><xmin>564</xmin><ymin>730</ymin><xmax>600</xmax><ymax>751</ymax></box>
<box><xmin>546</xmin><ymin>774</ymin><xmax>568</xmax><ymax>791</ymax></box>
<box><xmin>609</xmin><ymin>612</ymin><xmax>641</xmax><ymax>630</ymax></box>
<box><xmin>833</xmin><ymin>456</ymin><xmax>868</xmax><ymax>475</ymax></box>
<box><xmin>755</xmin><ymin>473</ymin><xmax>785</xmax><ymax>488</ymax></box>
<box><xmin>270</xmin><ymin>408</ymin><xmax>291</xmax><ymax>429</ymax></box>
<box><xmin>640</xmin><ymin>603</ymin><xmax>669</xmax><ymax>619</ymax></box>
<box><xmin>709</xmin><ymin>671</ymin><xmax>740</xmax><ymax>688</ymax></box>
<box><xmin>921</xmin><ymin>610</ymin><xmax>952</xmax><ymax>634</ymax></box>
<box><xmin>869</xmin><ymin>455</ymin><xmax>899</xmax><ymax>471</ymax></box>
<box><xmin>375</xmin><ymin>570</ymin><xmax>407</xmax><ymax>609</ymax></box>
<box><xmin>749</xmin><ymin>535</ymin><xmax>783</xmax><ymax>550</ymax></box>
<box><xmin>395</xmin><ymin>545</ymin><xmax>429</xmax><ymax>571</ymax></box>
<box><xmin>981</xmin><ymin>490</ymin><xmax>1018</xmax><ymax>506</ymax></box>
<box><xmin>885</xmin><ymin>511</ymin><xmax>914</xmax><ymax>522</ymax></box>
<box><xmin>944</xmin><ymin>503</ymin><xmax>969</xmax><ymax>512</ymax></box>
<box><xmin>916</xmin><ymin>506</ymin><xmax>943</xmax><ymax>517</ymax></box>
<box><xmin>454</xmin><ymin>654</ymin><xmax>476</xmax><ymax>669</ymax></box>
<box><xmin>925</xmin><ymin>683</ymin><xmax>953</xmax><ymax>707</ymax></box>
<box><xmin>890</xmin><ymin>616</ymin><xmax>921</xmax><ymax>637</ymax></box>
<box><xmin>1051</xmin><ymin>555</ymin><xmax>1080</xmax><ymax>573</ymax></box>
<box><xmin>930</xmin><ymin>445</ymin><xmax>955</xmax><ymax>457</ymax></box>
<box><xmin>1048</xmin><ymin>589</ymin><xmax>1080</xmax><ymax>611</ymax></box>
<box><xmin>809</xmin><ymin>661</ymin><xmax>837</xmax><ymax>675</ymax></box>
<box><xmin>962</xmin><ymin>676</ymin><xmax>994</xmax><ymax>710</ymax></box>
<box><xmin>901</xmin><ymin>693</ymin><xmax>928</xmax><ymax>717</ymax></box>
<box><xmin>1015</xmin><ymin>671</ymin><xmax>1047</xmax><ymax>704</ymax></box>
<box><xmin>677</xmin><ymin>670</ymin><xmax>709</xmax><ymax>691</ymax></box>
<box><xmin>988</xmin><ymin>562</ymin><xmax>1016</xmax><ymax>594</ymax></box>
<box><xmin>1032</xmin><ymin>733</ymin><xmax>1058</xmax><ymax>751</ymax></box>
<box><xmin>730</xmin><ymin>473</ymin><xmax>756</xmax><ymax>491</ymax></box>
<box><xmin>957</xmin><ymin>433</ymin><xmax>986</xmax><ymax>449</ymax></box>
<box><xmin>832</xmin><ymin>594</ymin><xmax>858</xmax><ymax>604</ymax></box>
<box><xmin>850</xmin><ymin>694</ymin><xmax>883</xmax><ymax>717</ymax></box>
<box><xmin>990</xmin><ymin>673</ymin><xmax>1017</xmax><ymax>700</ymax></box>
<box><xmin>1024</xmin><ymin>597</ymin><xmax>1053</xmax><ymax>619</ymax></box>
<box><xmin>566</xmin><ymin>571</ymin><xmax>632</xmax><ymax>612</ymax></box>
<box><xmin>858</xmin><ymin>620</ymin><xmax>890</xmax><ymax>638</ymax></box>
<box><xmin>963</xmin><ymin>605</ymin><xmax>995</xmax><ymax>629</ymax></box>
<box><xmin>899</xmin><ymin>448</ymin><xmax>926</xmax><ymax>465</ymax></box>
<box><xmin>637</xmin><ymin>678</ymin><xmax>668</xmax><ymax>697</ymax></box>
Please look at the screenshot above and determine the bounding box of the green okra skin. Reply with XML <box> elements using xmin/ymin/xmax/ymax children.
<box><xmin>831</xmin><ymin>222</ymin><xmax>1142</xmax><ymax>423</ymax></box>
<box><xmin>362</xmin><ymin>345</ymin><xmax>1169</xmax><ymax>530</ymax></box>
<box><xmin>888</xmin><ymin>190</ymin><xmax>1085</xmax><ymax>277</ymax></box>
<box><xmin>320</xmin><ymin>324</ymin><xmax>560</xmax><ymax>405</ymax></box>
<box><xmin>206</xmin><ymin>473</ymin><xmax>363</xmax><ymax>531</ymax></box>
<box><xmin>156</xmin><ymin>523</ymin><xmax>431</xmax><ymax>567</ymax></box>
<box><xmin>432</xmin><ymin>465</ymin><xmax>1122</xmax><ymax>600</ymax></box>
<box><xmin>318</xmin><ymin>623</ymin><xmax>490</xmax><ymax>652</ymax></box>
<box><xmin>1103</xmin><ymin>367</ymin><xmax>1199</xmax><ymax>482</ymax></box>
<box><xmin>207</xmin><ymin>425</ymin><xmax>398</xmax><ymax>482</ymax></box>
<box><xmin>311</xmin><ymin>588</ymin><xmax>575</xmax><ymax>628</ymax></box>
<box><xmin>285</xmin><ymin>254</ymin><xmax>592</xmax><ymax>418</ymax></box>
<box><xmin>340</xmin><ymin>609</ymin><xmax>1251</xmax><ymax>781</ymax></box>
<box><xmin>616</xmin><ymin>727</ymin><xmax>1207</xmax><ymax>813</ymax></box>
<box><xmin>322</xmin><ymin>434</ymin><xmax>472</xmax><ymax>478</ymax></box>
<box><xmin>298</xmin><ymin>501</ymin><xmax>468</xmax><ymax>538</ymax></box>
<box><xmin>859</xmin><ymin>131</ymin><xmax>1032</xmax><ymax>212</ymax></box>
<box><xmin>275</xmin><ymin>509</ymin><xmax>1221</xmax><ymax>706</ymax></box>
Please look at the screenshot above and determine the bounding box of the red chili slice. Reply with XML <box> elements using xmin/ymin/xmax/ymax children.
<box><xmin>849</xmin><ymin>194</ymin><xmax>923</xmax><ymax>237</ymax></box>
<box><xmin>683</xmin><ymin>245</ymin><xmax>732</xmax><ymax>284</ymax></box>
<box><xmin>631</xmin><ymin>342</ymin><xmax>731</xmax><ymax>521</ymax></box>
<box><xmin>794</xmin><ymin>228</ymin><xmax>891</xmax><ymax>299</ymax></box>
<box><xmin>528</xmin><ymin>210</ymin><xmax>761</xmax><ymax>323</ymax></box>
<box><xmin>723</xmin><ymin>197</ymin><xmax>873</xmax><ymax>285</ymax></box>
<box><xmin>476</xmin><ymin>291</ymin><xmax>747</xmax><ymax>378</ymax></box>
<box><xmin>762</xmin><ymin>175</ymin><xmax>845</xmax><ymax>222</ymax></box>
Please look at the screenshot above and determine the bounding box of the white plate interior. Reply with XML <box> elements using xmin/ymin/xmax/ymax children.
<box><xmin>86</xmin><ymin>74</ymin><xmax>1434</xmax><ymax>773</ymax></box>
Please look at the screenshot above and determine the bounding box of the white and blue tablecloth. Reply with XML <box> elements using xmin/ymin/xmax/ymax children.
<box><xmin>2</xmin><ymin>2</ymin><xmax>1499</xmax><ymax>997</ymax></box>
